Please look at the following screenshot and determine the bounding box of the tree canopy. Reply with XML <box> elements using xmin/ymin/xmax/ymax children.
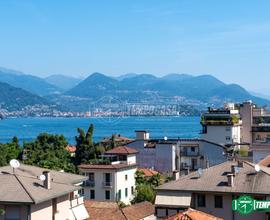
<box><xmin>23</xmin><ymin>133</ymin><xmax>75</xmax><ymax>173</ymax></box>
<box><xmin>0</xmin><ymin>137</ymin><xmax>21</xmax><ymax>167</ymax></box>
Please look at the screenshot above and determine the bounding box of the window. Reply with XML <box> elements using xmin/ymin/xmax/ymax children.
<box><xmin>125</xmin><ymin>188</ymin><xmax>128</xmax><ymax>197</ymax></box>
<box><xmin>226</xmin><ymin>136</ymin><xmax>231</xmax><ymax>141</ymax></box>
<box><xmin>131</xmin><ymin>186</ymin><xmax>134</xmax><ymax>195</ymax></box>
<box><xmin>214</xmin><ymin>195</ymin><xmax>223</xmax><ymax>208</ymax></box>
<box><xmin>105</xmin><ymin>190</ymin><xmax>110</xmax><ymax>200</ymax></box>
<box><xmin>191</xmin><ymin>147</ymin><xmax>195</xmax><ymax>152</ymax></box>
<box><xmin>105</xmin><ymin>173</ymin><xmax>111</xmax><ymax>183</ymax></box>
<box><xmin>89</xmin><ymin>172</ymin><xmax>94</xmax><ymax>181</ymax></box>
<box><xmin>90</xmin><ymin>190</ymin><xmax>95</xmax><ymax>199</ymax></box>
<box><xmin>118</xmin><ymin>189</ymin><xmax>121</xmax><ymax>200</ymax></box>
<box><xmin>79</xmin><ymin>188</ymin><xmax>84</xmax><ymax>196</ymax></box>
<box><xmin>125</xmin><ymin>174</ymin><xmax>128</xmax><ymax>181</ymax></box>
<box><xmin>197</xmin><ymin>194</ymin><xmax>206</xmax><ymax>207</ymax></box>
<box><xmin>226</xmin><ymin>127</ymin><xmax>231</xmax><ymax>132</ymax></box>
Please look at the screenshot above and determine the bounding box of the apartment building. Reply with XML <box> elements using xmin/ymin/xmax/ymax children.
<box><xmin>155</xmin><ymin>160</ymin><xmax>270</xmax><ymax>220</ymax></box>
<box><xmin>200</xmin><ymin>103</ymin><xmax>242</xmax><ymax>145</ymax></box>
<box><xmin>127</xmin><ymin>131</ymin><xmax>227</xmax><ymax>174</ymax></box>
<box><xmin>78</xmin><ymin>146</ymin><xmax>137</xmax><ymax>204</ymax></box>
<box><xmin>0</xmin><ymin>164</ymin><xmax>89</xmax><ymax>220</ymax></box>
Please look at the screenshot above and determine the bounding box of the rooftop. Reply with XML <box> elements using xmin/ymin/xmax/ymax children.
<box><xmin>105</xmin><ymin>146</ymin><xmax>138</xmax><ymax>155</ymax></box>
<box><xmin>84</xmin><ymin>200</ymin><xmax>155</xmax><ymax>220</ymax></box>
<box><xmin>66</xmin><ymin>144</ymin><xmax>76</xmax><ymax>153</ymax></box>
<box><xmin>157</xmin><ymin>161</ymin><xmax>270</xmax><ymax>195</ymax></box>
<box><xmin>78</xmin><ymin>163</ymin><xmax>137</xmax><ymax>170</ymax></box>
<box><xmin>0</xmin><ymin>164</ymin><xmax>87</xmax><ymax>204</ymax></box>
<box><xmin>138</xmin><ymin>168</ymin><xmax>159</xmax><ymax>177</ymax></box>
<box><xmin>259</xmin><ymin>155</ymin><xmax>270</xmax><ymax>167</ymax></box>
<box><xmin>167</xmin><ymin>208</ymin><xmax>223</xmax><ymax>220</ymax></box>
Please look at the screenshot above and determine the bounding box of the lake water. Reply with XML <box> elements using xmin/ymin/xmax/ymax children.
<box><xmin>0</xmin><ymin>116</ymin><xmax>201</xmax><ymax>144</ymax></box>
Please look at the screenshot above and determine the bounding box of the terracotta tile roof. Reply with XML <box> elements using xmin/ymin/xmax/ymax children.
<box><xmin>84</xmin><ymin>200</ymin><xmax>126</xmax><ymax>220</ymax></box>
<box><xmin>78</xmin><ymin>163</ymin><xmax>137</xmax><ymax>170</ymax></box>
<box><xmin>167</xmin><ymin>208</ymin><xmax>223</xmax><ymax>220</ymax></box>
<box><xmin>138</xmin><ymin>168</ymin><xmax>159</xmax><ymax>177</ymax></box>
<box><xmin>259</xmin><ymin>155</ymin><xmax>270</xmax><ymax>167</ymax></box>
<box><xmin>122</xmin><ymin>201</ymin><xmax>155</xmax><ymax>220</ymax></box>
<box><xmin>66</xmin><ymin>145</ymin><xmax>76</xmax><ymax>153</ymax></box>
<box><xmin>105</xmin><ymin>146</ymin><xmax>138</xmax><ymax>155</ymax></box>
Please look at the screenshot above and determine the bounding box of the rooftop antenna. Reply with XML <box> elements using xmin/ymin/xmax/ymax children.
<box><xmin>9</xmin><ymin>159</ymin><xmax>20</xmax><ymax>174</ymax></box>
<box><xmin>255</xmin><ymin>164</ymin><xmax>261</xmax><ymax>172</ymax></box>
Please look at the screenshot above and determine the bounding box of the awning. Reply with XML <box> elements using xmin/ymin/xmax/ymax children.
<box><xmin>71</xmin><ymin>204</ymin><xmax>89</xmax><ymax>220</ymax></box>
<box><xmin>155</xmin><ymin>191</ymin><xmax>191</xmax><ymax>208</ymax></box>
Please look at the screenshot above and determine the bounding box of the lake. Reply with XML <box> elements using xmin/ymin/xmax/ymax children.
<box><xmin>0</xmin><ymin>116</ymin><xmax>201</xmax><ymax>144</ymax></box>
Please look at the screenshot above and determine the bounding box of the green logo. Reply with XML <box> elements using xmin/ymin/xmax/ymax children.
<box><xmin>233</xmin><ymin>195</ymin><xmax>270</xmax><ymax>215</ymax></box>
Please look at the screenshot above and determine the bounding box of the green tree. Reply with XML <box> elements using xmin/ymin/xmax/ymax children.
<box><xmin>135</xmin><ymin>170</ymin><xmax>147</xmax><ymax>185</ymax></box>
<box><xmin>132</xmin><ymin>183</ymin><xmax>156</xmax><ymax>204</ymax></box>
<box><xmin>148</xmin><ymin>173</ymin><xmax>162</xmax><ymax>187</ymax></box>
<box><xmin>0</xmin><ymin>136</ymin><xmax>21</xmax><ymax>166</ymax></box>
<box><xmin>23</xmin><ymin>133</ymin><xmax>75</xmax><ymax>173</ymax></box>
<box><xmin>75</xmin><ymin>124</ymin><xmax>96</xmax><ymax>165</ymax></box>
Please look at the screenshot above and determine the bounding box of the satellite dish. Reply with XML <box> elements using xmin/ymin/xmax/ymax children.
<box><xmin>255</xmin><ymin>164</ymin><xmax>261</xmax><ymax>172</ymax></box>
<box><xmin>197</xmin><ymin>168</ymin><xmax>203</xmax><ymax>177</ymax></box>
<box><xmin>164</xmin><ymin>136</ymin><xmax>168</xmax><ymax>141</ymax></box>
<box><xmin>10</xmin><ymin>159</ymin><xmax>20</xmax><ymax>169</ymax></box>
<box><xmin>39</xmin><ymin>174</ymin><xmax>46</xmax><ymax>181</ymax></box>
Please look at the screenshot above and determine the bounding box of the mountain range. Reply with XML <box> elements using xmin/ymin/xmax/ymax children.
<box><xmin>0</xmin><ymin>67</ymin><xmax>269</xmax><ymax>112</ymax></box>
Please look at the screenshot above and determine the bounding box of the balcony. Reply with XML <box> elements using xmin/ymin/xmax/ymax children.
<box><xmin>83</xmin><ymin>180</ymin><xmax>95</xmax><ymax>187</ymax></box>
<box><xmin>103</xmin><ymin>181</ymin><xmax>112</xmax><ymax>188</ymax></box>
<box><xmin>180</xmin><ymin>150</ymin><xmax>199</xmax><ymax>157</ymax></box>
<box><xmin>70</xmin><ymin>195</ymin><xmax>84</xmax><ymax>207</ymax></box>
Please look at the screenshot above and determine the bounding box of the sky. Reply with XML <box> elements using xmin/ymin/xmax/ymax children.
<box><xmin>0</xmin><ymin>0</ymin><xmax>270</xmax><ymax>94</ymax></box>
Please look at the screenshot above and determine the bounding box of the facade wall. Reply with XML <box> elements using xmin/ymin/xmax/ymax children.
<box><xmin>202</xmin><ymin>125</ymin><xmax>240</xmax><ymax>145</ymax></box>
<box><xmin>115</xmin><ymin>168</ymin><xmax>136</xmax><ymax>204</ymax></box>
<box><xmin>199</xmin><ymin>142</ymin><xmax>226</xmax><ymax>167</ymax></box>
<box><xmin>31</xmin><ymin>200</ymin><xmax>52</xmax><ymax>220</ymax></box>
<box><xmin>55</xmin><ymin>194</ymin><xmax>74</xmax><ymax>220</ymax></box>
<box><xmin>127</xmin><ymin>154</ymin><xmax>136</xmax><ymax>164</ymax></box>
<box><xmin>240</xmin><ymin>102</ymin><xmax>253</xmax><ymax>143</ymax></box>
<box><xmin>193</xmin><ymin>193</ymin><xmax>266</xmax><ymax>220</ymax></box>
<box><xmin>155</xmin><ymin>144</ymin><xmax>175</xmax><ymax>172</ymax></box>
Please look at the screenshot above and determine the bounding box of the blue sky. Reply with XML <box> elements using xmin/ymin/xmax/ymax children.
<box><xmin>0</xmin><ymin>0</ymin><xmax>270</xmax><ymax>93</ymax></box>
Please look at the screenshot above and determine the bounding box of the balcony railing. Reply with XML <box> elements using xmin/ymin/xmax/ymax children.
<box><xmin>103</xmin><ymin>181</ymin><xmax>112</xmax><ymax>188</ymax></box>
<box><xmin>70</xmin><ymin>195</ymin><xmax>84</xmax><ymax>207</ymax></box>
<box><xmin>83</xmin><ymin>180</ymin><xmax>95</xmax><ymax>187</ymax></box>
<box><xmin>180</xmin><ymin>150</ymin><xmax>199</xmax><ymax>157</ymax></box>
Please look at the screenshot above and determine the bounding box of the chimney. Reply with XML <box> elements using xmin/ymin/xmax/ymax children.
<box><xmin>173</xmin><ymin>171</ymin><xmax>179</xmax><ymax>180</ymax></box>
<box><xmin>238</xmin><ymin>160</ymin><xmax>243</xmax><ymax>168</ymax></box>
<box><xmin>231</xmin><ymin>165</ymin><xmax>236</xmax><ymax>174</ymax></box>
<box><xmin>43</xmin><ymin>171</ymin><xmax>51</xmax><ymax>190</ymax></box>
<box><xmin>135</xmin><ymin>130</ymin><xmax>149</xmax><ymax>140</ymax></box>
<box><xmin>227</xmin><ymin>173</ymin><xmax>234</xmax><ymax>187</ymax></box>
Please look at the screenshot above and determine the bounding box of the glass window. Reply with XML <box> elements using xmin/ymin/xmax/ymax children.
<box><xmin>105</xmin><ymin>190</ymin><xmax>110</xmax><ymax>200</ymax></box>
<box><xmin>89</xmin><ymin>172</ymin><xmax>94</xmax><ymax>181</ymax></box>
<box><xmin>131</xmin><ymin>186</ymin><xmax>134</xmax><ymax>195</ymax></box>
<box><xmin>125</xmin><ymin>174</ymin><xmax>128</xmax><ymax>180</ymax></box>
<box><xmin>90</xmin><ymin>190</ymin><xmax>95</xmax><ymax>199</ymax></box>
<box><xmin>191</xmin><ymin>147</ymin><xmax>195</xmax><ymax>152</ymax></box>
<box><xmin>197</xmin><ymin>194</ymin><xmax>206</xmax><ymax>207</ymax></box>
<box><xmin>125</xmin><ymin>188</ymin><xmax>128</xmax><ymax>197</ymax></box>
<box><xmin>214</xmin><ymin>195</ymin><xmax>223</xmax><ymax>208</ymax></box>
<box><xmin>118</xmin><ymin>189</ymin><xmax>121</xmax><ymax>200</ymax></box>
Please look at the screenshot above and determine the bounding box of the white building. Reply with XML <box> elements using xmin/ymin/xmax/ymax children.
<box><xmin>200</xmin><ymin>104</ymin><xmax>242</xmax><ymax>145</ymax></box>
<box><xmin>79</xmin><ymin>146</ymin><xmax>137</xmax><ymax>204</ymax></box>
<box><xmin>127</xmin><ymin>131</ymin><xmax>227</xmax><ymax>174</ymax></box>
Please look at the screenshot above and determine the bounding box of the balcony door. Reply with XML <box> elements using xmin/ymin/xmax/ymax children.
<box><xmin>105</xmin><ymin>173</ymin><xmax>111</xmax><ymax>183</ymax></box>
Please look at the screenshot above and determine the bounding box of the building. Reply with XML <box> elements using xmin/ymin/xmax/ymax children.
<box><xmin>84</xmin><ymin>200</ymin><xmax>155</xmax><ymax>220</ymax></box>
<box><xmin>155</xmin><ymin>160</ymin><xmax>270</xmax><ymax>220</ymax></box>
<box><xmin>0</xmin><ymin>163</ymin><xmax>89</xmax><ymax>220</ymax></box>
<box><xmin>78</xmin><ymin>146</ymin><xmax>137</xmax><ymax>204</ymax></box>
<box><xmin>127</xmin><ymin>131</ymin><xmax>227</xmax><ymax>174</ymax></box>
<box><xmin>200</xmin><ymin>103</ymin><xmax>242</xmax><ymax>145</ymax></box>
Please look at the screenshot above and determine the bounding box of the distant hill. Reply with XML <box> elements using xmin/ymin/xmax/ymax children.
<box><xmin>0</xmin><ymin>82</ymin><xmax>51</xmax><ymax>111</ymax></box>
<box><xmin>45</xmin><ymin>74</ymin><xmax>82</xmax><ymax>91</ymax></box>
<box><xmin>66</xmin><ymin>72</ymin><xmax>269</xmax><ymax>107</ymax></box>
<box><xmin>0</xmin><ymin>67</ymin><xmax>61</xmax><ymax>96</ymax></box>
